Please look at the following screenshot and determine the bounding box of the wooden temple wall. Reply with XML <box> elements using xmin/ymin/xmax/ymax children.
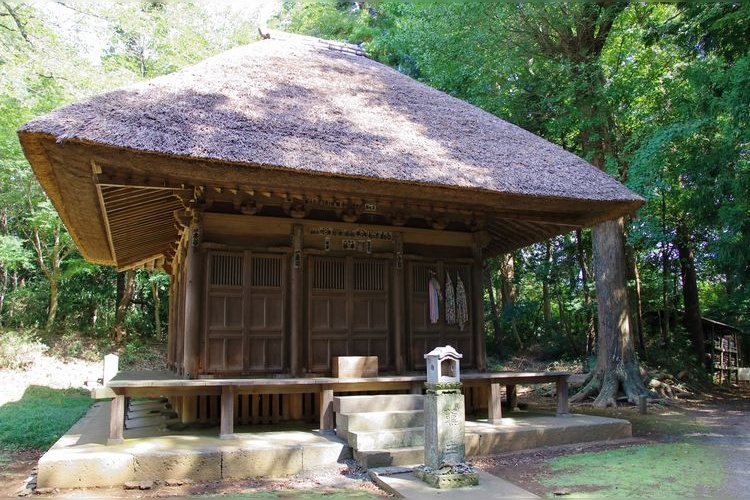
<box><xmin>163</xmin><ymin>214</ymin><xmax>489</xmax><ymax>422</ymax></box>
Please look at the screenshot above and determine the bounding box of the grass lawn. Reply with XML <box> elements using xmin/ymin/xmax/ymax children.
<box><xmin>540</xmin><ymin>440</ymin><xmax>726</xmax><ymax>498</ymax></box>
<box><xmin>0</xmin><ymin>385</ymin><xmax>93</xmax><ymax>450</ymax></box>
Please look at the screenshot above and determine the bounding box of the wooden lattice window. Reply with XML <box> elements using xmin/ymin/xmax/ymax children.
<box><xmin>411</xmin><ymin>263</ymin><xmax>437</xmax><ymax>292</ymax></box>
<box><xmin>252</xmin><ymin>255</ymin><xmax>282</xmax><ymax>288</ymax></box>
<box><xmin>312</xmin><ymin>258</ymin><xmax>346</xmax><ymax>290</ymax></box>
<box><xmin>354</xmin><ymin>260</ymin><xmax>385</xmax><ymax>291</ymax></box>
<box><xmin>210</xmin><ymin>253</ymin><xmax>243</xmax><ymax>287</ymax></box>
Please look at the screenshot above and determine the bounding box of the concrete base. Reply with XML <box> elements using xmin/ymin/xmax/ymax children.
<box><xmin>371</xmin><ymin>467</ymin><xmax>538</xmax><ymax>499</ymax></box>
<box><xmin>465</xmin><ymin>412</ymin><xmax>632</xmax><ymax>456</ymax></box>
<box><xmin>38</xmin><ymin>402</ymin><xmax>631</xmax><ymax>490</ymax></box>
<box><xmin>38</xmin><ymin>400</ymin><xmax>351</xmax><ymax>489</ymax></box>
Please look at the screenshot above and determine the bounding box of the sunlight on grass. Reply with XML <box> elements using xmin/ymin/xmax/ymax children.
<box><xmin>0</xmin><ymin>386</ymin><xmax>93</xmax><ymax>450</ymax></box>
<box><xmin>541</xmin><ymin>441</ymin><xmax>726</xmax><ymax>498</ymax></box>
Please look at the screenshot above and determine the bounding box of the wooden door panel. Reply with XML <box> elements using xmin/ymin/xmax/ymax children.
<box><xmin>248</xmin><ymin>337</ymin><xmax>284</xmax><ymax>371</ymax></box>
<box><xmin>206</xmin><ymin>336</ymin><xmax>244</xmax><ymax>372</ymax></box>
<box><xmin>208</xmin><ymin>294</ymin><xmax>243</xmax><ymax>329</ymax></box>
<box><xmin>249</xmin><ymin>295</ymin><xmax>283</xmax><ymax>331</ymax></box>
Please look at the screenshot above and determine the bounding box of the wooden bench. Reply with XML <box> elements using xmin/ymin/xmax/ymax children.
<box><xmin>106</xmin><ymin>371</ymin><xmax>570</xmax><ymax>444</ymax></box>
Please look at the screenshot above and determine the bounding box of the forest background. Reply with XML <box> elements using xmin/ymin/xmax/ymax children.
<box><xmin>0</xmin><ymin>2</ymin><xmax>748</xmax><ymax>383</ymax></box>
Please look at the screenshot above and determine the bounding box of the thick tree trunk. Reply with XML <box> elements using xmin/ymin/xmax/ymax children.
<box><xmin>572</xmin><ymin>218</ymin><xmax>648</xmax><ymax>407</ymax></box>
<box><xmin>484</xmin><ymin>266</ymin><xmax>503</xmax><ymax>359</ymax></box>
<box><xmin>676</xmin><ymin>224</ymin><xmax>706</xmax><ymax>366</ymax></box>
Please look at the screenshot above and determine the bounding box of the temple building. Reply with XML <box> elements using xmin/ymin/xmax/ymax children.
<box><xmin>18</xmin><ymin>32</ymin><xmax>643</xmax><ymax>386</ymax></box>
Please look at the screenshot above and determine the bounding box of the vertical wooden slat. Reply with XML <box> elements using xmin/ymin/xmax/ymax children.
<box><xmin>108</xmin><ymin>395</ymin><xmax>125</xmax><ymax>445</ymax></box>
<box><xmin>252</xmin><ymin>394</ymin><xmax>260</xmax><ymax>424</ymax></box>
<box><xmin>220</xmin><ymin>386</ymin><xmax>235</xmax><ymax>439</ymax></box>
<box><xmin>488</xmin><ymin>383</ymin><xmax>503</xmax><ymax>424</ymax></box>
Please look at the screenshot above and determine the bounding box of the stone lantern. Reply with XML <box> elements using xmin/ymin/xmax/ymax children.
<box><xmin>415</xmin><ymin>345</ymin><xmax>478</xmax><ymax>489</ymax></box>
<box><xmin>425</xmin><ymin>345</ymin><xmax>462</xmax><ymax>386</ymax></box>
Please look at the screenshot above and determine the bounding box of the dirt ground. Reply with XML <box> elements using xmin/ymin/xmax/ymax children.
<box><xmin>1</xmin><ymin>356</ymin><xmax>748</xmax><ymax>498</ymax></box>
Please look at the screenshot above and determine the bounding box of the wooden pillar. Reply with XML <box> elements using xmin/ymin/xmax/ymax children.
<box><xmin>392</xmin><ymin>233</ymin><xmax>405</xmax><ymax>374</ymax></box>
<box><xmin>319</xmin><ymin>386</ymin><xmax>334</xmax><ymax>431</ymax></box>
<box><xmin>220</xmin><ymin>386</ymin><xmax>235</xmax><ymax>439</ymax></box>
<box><xmin>166</xmin><ymin>275</ymin><xmax>176</xmax><ymax>370</ymax></box>
<box><xmin>472</xmin><ymin>236</ymin><xmax>488</xmax><ymax>371</ymax></box>
<box><xmin>183</xmin><ymin>216</ymin><xmax>204</xmax><ymax>378</ymax></box>
<box><xmin>488</xmin><ymin>383</ymin><xmax>502</xmax><ymax>424</ymax></box>
<box><xmin>290</xmin><ymin>225</ymin><xmax>303</xmax><ymax>376</ymax></box>
<box><xmin>108</xmin><ymin>394</ymin><xmax>125</xmax><ymax>445</ymax></box>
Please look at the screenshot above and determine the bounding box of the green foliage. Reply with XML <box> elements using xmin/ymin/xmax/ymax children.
<box><xmin>0</xmin><ymin>385</ymin><xmax>93</xmax><ymax>450</ymax></box>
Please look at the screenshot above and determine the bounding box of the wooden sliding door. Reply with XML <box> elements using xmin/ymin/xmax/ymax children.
<box><xmin>308</xmin><ymin>256</ymin><xmax>390</xmax><ymax>373</ymax></box>
<box><xmin>204</xmin><ymin>251</ymin><xmax>286</xmax><ymax>374</ymax></box>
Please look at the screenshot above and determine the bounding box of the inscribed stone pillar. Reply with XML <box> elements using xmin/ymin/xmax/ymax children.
<box><xmin>424</xmin><ymin>389</ymin><xmax>465</xmax><ymax>469</ymax></box>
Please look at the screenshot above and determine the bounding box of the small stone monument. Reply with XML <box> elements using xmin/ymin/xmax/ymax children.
<box><xmin>414</xmin><ymin>345</ymin><xmax>479</xmax><ymax>489</ymax></box>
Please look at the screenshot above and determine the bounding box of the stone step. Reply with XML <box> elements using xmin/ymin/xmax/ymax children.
<box><xmin>333</xmin><ymin>394</ymin><xmax>423</xmax><ymax>414</ymax></box>
<box><xmin>349</xmin><ymin>427</ymin><xmax>425</xmax><ymax>451</ymax></box>
<box><xmin>336</xmin><ymin>410</ymin><xmax>424</xmax><ymax>440</ymax></box>
<box><xmin>354</xmin><ymin>446</ymin><xmax>424</xmax><ymax>469</ymax></box>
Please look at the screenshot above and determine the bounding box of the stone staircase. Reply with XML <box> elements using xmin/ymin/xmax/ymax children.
<box><xmin>334</xmin><ymin>394</ymin><xmax>426</xmax><ymax>469</ymax></box>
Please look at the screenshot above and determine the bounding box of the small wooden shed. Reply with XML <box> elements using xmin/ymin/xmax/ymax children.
<box><xmin>18</xmin><ymin>32</ymin><xmax>643</xmax><ymax>380</ymax></box>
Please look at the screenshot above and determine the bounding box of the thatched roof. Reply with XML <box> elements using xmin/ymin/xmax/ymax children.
<box><xmin>18</xmin><ymin>31</ymin><xmax>643</xmax><ymax>269</ymax></box>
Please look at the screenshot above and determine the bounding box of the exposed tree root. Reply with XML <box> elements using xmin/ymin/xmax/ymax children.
<box><xmin>571</xmin><ymin>362</ymin><xmax>650</xmax><ymax>408</ymax></box>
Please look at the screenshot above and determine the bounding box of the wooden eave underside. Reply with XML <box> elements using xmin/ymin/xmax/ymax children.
<box><xmin>24</xmin><ymin>137</ymin><xmax>643</xmax><ymax>270</ymax></box>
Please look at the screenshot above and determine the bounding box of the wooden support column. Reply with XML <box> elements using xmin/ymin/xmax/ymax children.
<box><xmin>166</xmin><ymin>275</ymin><xmax>176</xmax><ymax>370</ymax></box>
<box><xmin>220</xmin><ymin>386</ymin><xmax>235</xmax><ymax>439</ymax></box>
<box><xmin>556</xmin><ymin>377</ymin><xmax>570</xmax><ymax>416</ymax></box>
<box><xmin>290</xmin><ymin>225</ymin><xmax>303</xmax><ymax>376</ymax></box>
<box><xmin>472</xmin><ymin>235</ymin><xmax>488</xmax><ymax>371</ymax></box>
<box><xmin>320</xmin><ymin>386</ymin><xmax>334</xmax><ymax>431</ymax></box>
<box><xmin>183</xmin><ymin>214</ymin><xmax>204</xmax><ymax>378</ymax></box>
<box><xmin>108</xmin><ymin>394</ymin><xmax>125</xmax><ymax>445</ymax></box>
<box><xmin>392</xmin><ymin>233</ymin><xmax>405</xmax><ymax>374</ymax></box>
<box><xmin>488</xmin><ymin>383</ymin><xmax>502</xmax><ymax>424</ymax></box>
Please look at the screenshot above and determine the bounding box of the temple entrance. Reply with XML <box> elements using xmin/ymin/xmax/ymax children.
<box><xmin>204</xmin><ymin>251</ymin><xmax>286</xmax><ymax>374</ymax></box>
<box><xmin>308</xmin><ymin>256</ymin><xmax>390</xmax><ymax>373</ymax></box>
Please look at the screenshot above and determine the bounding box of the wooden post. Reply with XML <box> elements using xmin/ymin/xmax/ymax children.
<box><xmin>320</xmin><ymin>386</ymin><xmax>334</xmax><ymax>431</ymax></box>
<box><xmin>472</xmin><ymin>238</ymin><xmax>488</xmax><ymax>371</ymax></box>
<box><xmin>488</xmin><ymin>383</ymin><xmax>503</xmax><ymax>424</ymax></box>
<box><xmin>181</xmin><ymin>396</ymin><xmax>198</xmax><ymax>424</ymax></box>
<box><xmin>108</xmin><ymin>394</ymin><xmax>125</xmax><ymax>445</ymax></box>
<box><xmin>556</xmin><ymin>377</ymin><xmax>570</xmax><ymax>416</ymax></box>
<box><xmin>392</xmin><ymin>233</ymin><xmax>405</xmax><ymax>374</ymax></box>
<box><xmin>290</xmin><ymin>225</ymin><xmax>303</xmax><ymax>376</ymax></box>
<box><xmin>220</xmin><ymin>386</ymin><xmax>235</xmax><ymax>439</ymax></box>
<box><xmin>183</xmin><ymin>215</ymin><xmax>204</xmax><ymax>378</ymax></box>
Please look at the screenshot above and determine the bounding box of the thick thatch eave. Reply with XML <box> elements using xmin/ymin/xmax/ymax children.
<box><xmin>18</xmin><ymin>31</ymin><xmax>643</xmax><ymax>269</ymax></box>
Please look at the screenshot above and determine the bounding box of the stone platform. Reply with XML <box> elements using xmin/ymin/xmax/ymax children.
<box><xmin>37</xmin><ymin>400</ymin><xmax>632</xmax><ymax>489</ymax></box>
